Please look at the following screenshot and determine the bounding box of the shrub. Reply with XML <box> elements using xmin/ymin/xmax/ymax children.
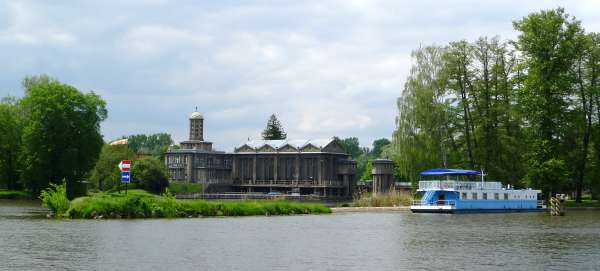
<box><xmin>39</xmin><ymin>181</ymin><xmax>70</xmax><ymax>216</ymax></box>
<box><xmin>168</xmin><ymin>182</ymin><xmax>203</xmax><ymax>193</ymax></box>
<box><xmin>131</xmin><ymin>157</ymin><xmax>169</xmax><ymax>194</ymax></box>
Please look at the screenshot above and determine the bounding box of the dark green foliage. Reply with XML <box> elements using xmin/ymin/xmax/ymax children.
<box><xmin>65</xmin><ymin>189</ymin><xmax>331</xmax><ymax>218</ymax></box>
<box><xmin>168</xmin><ymin>182</ymin><xmax>203</xmax><ymax>193</ymax></box>
<box><xmin>131</xmin><ymin>157</ymin><xmax>169</xmax><ymax>194</ymax></box>
<box><xmin>89</xmin><ymin>144</ymin><xmax>136</xmax><ymax>191</ymax></box>
<box><xmin>19</xmin><ymin>75</ymin><xmax>107</xmax><ymax>199</ymax></box>
<box><xmin>387</xmin><ymin>8</ymin><xmax>600</xmax><ymax>199</ymax></box>
<box><xmin>261</xmin><ymin>114</ymin><xmax>287</xmax><ymax>140</ymax></box>
<box><xmin>0</xmin><ymin>97</ymin><xmax>24</xmax><ymax>190</ymax></box>
<box><xmin>336</xmin><ymin>137</ymin><xmax>362</xmax><ymax>158</ymax></box>
<box><xmin>360</xmin><ymin>159</ymin><xmax>373</xmax><ymax>181</ymax></box>
<box><xmin>371</xmin><ymin>138</ymin><xmax>391</xmax><ymax>158</ymax></box>
<box><xmin>124</xmin><ymin>133</ymin><xmax>173</xmax><ymax>156</ymax></box>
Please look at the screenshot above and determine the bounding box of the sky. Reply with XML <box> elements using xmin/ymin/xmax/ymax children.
<box><xmin>2</xmin><ymin>1</ymin><xmax>600</xmax><ymax>151</ymax></box>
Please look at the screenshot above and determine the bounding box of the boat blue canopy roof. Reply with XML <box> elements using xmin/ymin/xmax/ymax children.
<box><xmin>420</xmin><ymin>168</ymin><xmax>480</xmax><ymax>176</ymax></box>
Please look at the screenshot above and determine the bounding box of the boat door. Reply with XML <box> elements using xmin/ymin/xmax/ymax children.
<box><xmin>437</xmin><ymin>193</ymin><xmax>445</xmax><ymax>205</ymax></box>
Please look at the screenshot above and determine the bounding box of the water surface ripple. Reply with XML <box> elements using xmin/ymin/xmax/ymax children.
<box><xmin>1</xmin><ymin>201</ymin><xmax>599</xmax><ymax>271</ymax></box>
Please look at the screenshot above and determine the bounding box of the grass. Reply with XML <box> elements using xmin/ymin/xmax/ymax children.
<box><xmin>564</xmin><ymin>199</ymin><xmax>600</xmax><ymax>208</ymax></box>
<box><xmin>168</xmin><ymin>182</ymin><xmax>203</xmax><ymax>193</ymax></box>
<box><xmin>65</xmin><ymin>189</ymin><xmax>331</xmax><ymax>219</ymax></box>
<box><xmin>352</xmin><ymin>190</ymin><xmax>413</xmax><ymax>207</ymax></box>
<box><xmin>0</xmin><ymin>190</ymin><xmax>31</xmax><ymax>200</ymax></box>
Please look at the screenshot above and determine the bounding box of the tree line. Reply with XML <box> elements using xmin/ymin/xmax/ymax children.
<box><xmin>0</xmin><ymin>75</ymin><xmax>173</xmax><ymax>198</ymax></box>
<box><xmin>385</xmin><ymin>8</ymin><xmax>600</xmax><ymax>201</ymax></box>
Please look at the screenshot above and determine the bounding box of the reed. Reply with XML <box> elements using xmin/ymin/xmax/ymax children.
<box><xmin>352</xmin><ymin>190</ymin><xmax>413</xmax><ymax>207</ymax></box>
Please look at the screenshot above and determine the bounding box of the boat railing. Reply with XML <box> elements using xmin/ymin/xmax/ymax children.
<box><xmin>411</xmin><ymin>200</ymin><xmax>456</xmax><ymax>206</ymax></box>
<box><xmin>537</xmin><ymin>200</ymin><xmax>546</xmax><ymax>209</ymax></box>
<box><xmin>418</xmin><ymin>180</ymin><xmax>502</xmax><ymax>190</ymax></box>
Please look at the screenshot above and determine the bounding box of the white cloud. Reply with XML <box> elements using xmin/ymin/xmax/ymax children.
<box><xmin>2</xmin><ymin>0</ymin><xmax>600</xmax><ymax>150</ymax></box>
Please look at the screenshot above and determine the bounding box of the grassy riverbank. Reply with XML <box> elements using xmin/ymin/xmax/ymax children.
<box><xmin>564</xmin><ymin>199</ymin><xmax>600</xmax><ymax>208</ymax></box>
<box><xmin>61</xmin><ymin>189</ymin><xmax>331</xmax><ymax>218</ymax></box>
<box><xmin>0</xmin><ymin>190</ymin><xmax>31</xmax><ymax>200</ymax></box>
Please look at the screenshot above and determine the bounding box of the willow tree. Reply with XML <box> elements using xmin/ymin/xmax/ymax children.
<box><xmin>390</xmin><ymin>46</ymin><xmax>456</xmax><ymax>185</ymax></box>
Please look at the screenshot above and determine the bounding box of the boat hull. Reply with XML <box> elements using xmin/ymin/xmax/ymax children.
<box><xmin>410</xmin><ymin>206</ymin><xmax>546</xmax><ymax>214</ymax></box>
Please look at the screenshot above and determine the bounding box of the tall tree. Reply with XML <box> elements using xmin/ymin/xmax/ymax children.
<box><xmin>513</xmin><ymin>8</ymin><xmax>584</xmax><ymax>196</ymax></box>
<box><xmin>390</xmin><ymin>46</ymin><xmax>454</xmax><ymax>185</ymax></box>
<box><xmin>20</xmin><ymin>75</ymin><xmax>107</xmax><ymax>198</ymax></box>
<box><xmin>261</xmin><ymin>114</ymin><xmax>287</xmax><ymax>140</ymax></box>
<box><xmin>0</xmin><ymin>97</ymin><xmax>24</xmax><ymax>190</ymax></box>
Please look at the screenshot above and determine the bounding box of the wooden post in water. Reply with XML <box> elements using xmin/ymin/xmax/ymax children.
<box><xmin>550</xmin><ymin>195</ymin><xmax>565</xmax><ymax>216</ymax></box>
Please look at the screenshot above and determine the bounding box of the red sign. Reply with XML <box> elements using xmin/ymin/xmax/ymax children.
<box><xmin>118</xmin><ymin>160</ymin><xmax>131</xmax><ymax>172</ymax></box>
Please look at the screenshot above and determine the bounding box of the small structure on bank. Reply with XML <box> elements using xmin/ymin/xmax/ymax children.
<box><xmin>371</xmin><ymin>159</ymin><xmax>395</xmax><ymax>196</ymax></box>
<box><xmin>165</xmin><ymin>111</ymin><xmax>357</xmax><ymax>198</ymax></box>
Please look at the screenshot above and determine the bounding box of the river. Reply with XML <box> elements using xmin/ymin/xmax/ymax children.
<box><xmin>1</xmin><ymin>200</ymin><xmax>599</xmax><ymax>271</ymax></box>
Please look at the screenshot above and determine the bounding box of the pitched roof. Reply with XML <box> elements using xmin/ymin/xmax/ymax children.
<box><xmin>236</xmin><ymin>138</ymin><xmax>339</xmax><ymax>153</ymax></box>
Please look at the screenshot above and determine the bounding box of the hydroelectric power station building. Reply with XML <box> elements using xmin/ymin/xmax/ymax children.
<box><xmin>165</xmin><ymin>111</ymin><xmax>357</xmax><ymax>198</ymax></box>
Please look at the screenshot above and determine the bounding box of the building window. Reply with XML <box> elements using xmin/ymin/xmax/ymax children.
<box><xmin>494</xmin><ymin>193</ymin><xmax>499</xmax><ymax>200</ymax></box>
<box><xmin>472</xmin><ymin>193</ymin><xmax>478</xmax><ymax>200</ymax></box>
<box><xmin>504</xmin><ymin>193</ymin><xmax>508</xmax><ymax>200</ymax></box>
<box><xmin>462</xmin><ymin>192</ymin><xmax>467</xmax><ymax>199</ymax></box>
<box><xmin>483</xmin><ymin>193</ymin><xmax>488</xmax><ymax>200</ymax></box>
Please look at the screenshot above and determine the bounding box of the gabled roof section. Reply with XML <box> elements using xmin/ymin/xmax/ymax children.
<box><xmin>235</xmin><ymin>138</ymin><xmax>346</xmax><ymax>153</ymax></box>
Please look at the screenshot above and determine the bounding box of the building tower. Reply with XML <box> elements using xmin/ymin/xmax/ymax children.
<box><xmin>372</xmin><ymin>159</ymin><xmax>395</xmax><ymax>196</ymax></box>
<box><xmin>189</xmin><ymin>111</ymin><xmax>204</xmax><ymax>141</ymax></box>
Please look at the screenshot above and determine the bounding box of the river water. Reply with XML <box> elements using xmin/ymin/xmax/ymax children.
<box><xmin>1</xmin><ymin>200</ymin><xmax>599</xmax><ymax>271</ymax></box>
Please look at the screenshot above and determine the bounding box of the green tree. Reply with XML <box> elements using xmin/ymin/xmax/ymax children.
<box><xmin>361</xmin><ymin>159</ymin><xmax>373</xmax><ymax>181</ymax></box>
<box><xmin>389</xmin><ymin>46</ymin><xmax>455</xmax><ymax>186</ymax></box>
<box><xmin>336</xmin><ymin>137</ymin><xmax>362</xmax><ymax>158</ymax></box>
<box><xmin>0</xmin><ymin>97</ymin><xmax>24</xmax><ymax>190</ymax></box>
<box><xmin>20</xmin><ymin>75</ymin><xmax>107</xmax><ymax>199</ymax></box>
<box><xmin>131</xmin><ymin>157</ymin><xmax>169</xmax><ymax>194</ymax></box>
<box><xmin>89</xmin><ymin>144</ymin><xmax>136</xmax><ymax>191</ymax></box>
<box><xmin>514</xmin><ymin>8</ymin><xmax>584</xmax><ymax>197</ymax></box>
<box><xmin>371</xmin><ymin>138</ymin><xmax>391</xmax><ymax>158</ymax></box>
<box><xmin>261</xmin><ymin>114</ymin><xmax>287</xmax><ymax>140</ymax></box>
<box><xmin>125</xmin><ymin>133</ymin><xmax>173</xmax><ymax>157</ymax></box>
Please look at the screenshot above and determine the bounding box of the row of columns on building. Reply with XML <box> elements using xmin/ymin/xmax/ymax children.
<box><xmin>233</xmin><ymin>155</ymin><xmax>350</xmax><ymax>186</ymax></box>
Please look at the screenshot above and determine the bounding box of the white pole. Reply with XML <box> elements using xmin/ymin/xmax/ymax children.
<box><xmin>481</xmin><ymin>169</ymin><xmax>485</xmax><ymax>189</ymax></box>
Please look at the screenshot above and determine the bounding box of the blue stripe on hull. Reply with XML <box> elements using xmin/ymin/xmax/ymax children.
<box><xmin>456</xmin><ymin>200</ymin><xmax>537</xmax><ymax>209</ymax></box>
<box><xmin>411</xmin><ymin>208</ymin><xmax>545</xmax><ymax>214</ymax></box>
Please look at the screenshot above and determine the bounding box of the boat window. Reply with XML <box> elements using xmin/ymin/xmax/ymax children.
<box><xmin>483</xmin><ymin>193</ymin><xmax>487</xmax><ymax>200</ymax></box>
<box><xmin>494</xmin><ymin>193</ymin><xmax>499</xmax><ymax>200</ymax></box>
<box><xmin>504</xmin><ymin>193</ymin><xmax>508</xmax><ymax>200</ymax></box>
<box><xmin>472</xmin><ymin>193</ymin><xmax>478</xmax><ymax>200</ymax></box>
<box><xmin>462</xmin><ymin>192</ymin><xmax>467</xmax><ymax>199</ymax></box>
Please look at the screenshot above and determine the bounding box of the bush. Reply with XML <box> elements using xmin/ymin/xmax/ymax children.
<box><xmin>168</xmin><ymin>182</ymin><xmax>203</xmax><ymax>193</ymax></box>
<box><xmin>131</xmin><ymin>157</ymin><xmax>169</xmax><ymax>194</ymax></box>
<box><xmin>40</xmin><ymin>181</ymin><xmax>70</xmax><ymax>216</ymax></box>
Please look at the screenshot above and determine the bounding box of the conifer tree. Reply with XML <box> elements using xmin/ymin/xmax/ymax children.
<box><xmin>261</xmin><ymin>114</ymin><xmax>287</xmax><ymax>140</ymax></box>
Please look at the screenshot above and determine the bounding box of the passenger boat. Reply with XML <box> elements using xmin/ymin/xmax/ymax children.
<box><xmin>410</xmin><ymin>168</ymin><xmax>546</xmax><ymax>213</ymax></box>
